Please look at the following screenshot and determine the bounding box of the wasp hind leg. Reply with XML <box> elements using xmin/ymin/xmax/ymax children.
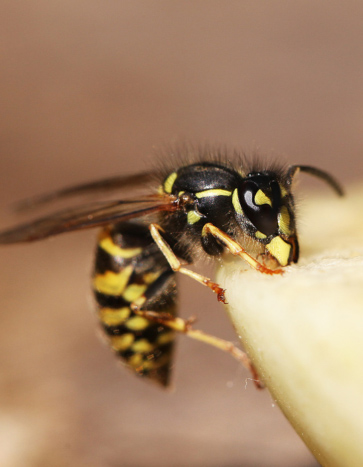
<box><xmin>130</xmin><ymin>301</ymin><xmax>263</xmax><ymax>389</ymax></box>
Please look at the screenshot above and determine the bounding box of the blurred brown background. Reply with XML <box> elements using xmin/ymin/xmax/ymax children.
<box><xmin>0</xmin><ymin>2</ymin><xmax>362</xmax><ymax>466</ymax></box>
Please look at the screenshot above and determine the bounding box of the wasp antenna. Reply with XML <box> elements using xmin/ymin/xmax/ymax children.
<box><xmin>286</xmin><ymin>165</ymin><xmax>344</xmax><ymax>197</ymax></box>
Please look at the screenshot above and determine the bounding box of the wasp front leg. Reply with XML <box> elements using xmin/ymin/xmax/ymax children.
<box><xmin>202</xmin><ymin>223</ymin><xmax>284</xmax><ymax>275</ymax></box>
<box><xmin>149</xmin><ymin>223</ymin><xmax>227</xmax><ymax>303</ymax></box>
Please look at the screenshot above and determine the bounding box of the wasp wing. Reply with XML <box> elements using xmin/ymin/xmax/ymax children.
<box><xmin>0</xmin><ymin>194</ymin><xmax>176</xmax><ymax>244</ymax></box>
<box><xmin>13</xmin><ymin>171</ymin><xmax>158</xmax><ymax>213</ymax></box>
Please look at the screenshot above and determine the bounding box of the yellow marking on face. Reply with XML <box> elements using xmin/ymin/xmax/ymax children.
<box><xmin>187</xmin><ymin>210</ymin><xmax>203</xmax><ymax>224</ymax></box>
<box><xmin>143</xmin><ymin>271</ymin><xmax>162</xmax><ymax>284</ymax></box>
<box><xmin>99</xmin><ymin>307</ymin><xmax>130</xmax><ymax>326</ymax></box>
<box><xmin>128</xmin><ymin>353</ymin><xmax>143</xmax><ymax>368</ymax></box>
<box><xmin>99</xmin><ymin>234</ymin><xmax>142</xmax><ymax>258</ymax></box>
<box><xmin>178</xmin><ymin>190</ymin><xmax>185</xmax><ymax>196</ymax></box>
<box><xmin>93</xmin><ymin>265</ymin><xmax>133</xmax><ymax>296</ymax></box>
<box><xmin>123</xmin><ymin>284</ymin><xmax>148</xmax><ymax>302</ymax></box>
<box><xmin>279</xmin><ymin>184</ymin><xmax>288</xmax><ymax>198</ymax></box>
<box><xmin>157</xmin><ymin>332</ymin><xmax>174</xmax><ymax>345</ymax></box>
<box><xmin>266</xmin><ymin>236</ymin><xmax>291</xmax><ymax>267</ymax></box>
<box><xmin>111</xmin><ymin>333</ymin><xmax>134</xmax><ymax>351</ymax></box>
<box><xmin>255</xmin><ymin>231</ymin><xmax>267</xmax><ymax>239</ymax></box>
<box><xmin>278</xmin><ymin>206</ymin><xmax>291</xmax><ymax>236</ymax></box>
<box><xmin>195</xmin><ymin>189</ymin><xmax>232</xmax><ymax>198</ymax></box>
<box><xmin>163</xmin><ymin>172</ymin><xmax>178</xmax><ymax>194</ymax></box>
<box><xmin>131</xmin><ymin>339</ymin><xmax>154</xmax><ymax>354</ymax></box>
<box><xmin>126</xmin><ymin>315</ymin><xmax>150</xmax><ymax>331</ymax></box>
<box><xmin>158</xmin><ymin>185</ymin><xmax>164</xmax><ymax>195</ymax></box>
<box><xmin>232</xmin><ymin>188</ymin><xmax>243</xmax><ymax>215</ymax></box>
<box><xmin>255</xmin><ymin>189</ymin><xmax>272</xmax><ymax>207</ymax></box>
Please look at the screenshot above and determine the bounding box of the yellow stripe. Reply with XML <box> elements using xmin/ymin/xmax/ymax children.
<box><xmin>195</xmin><ymin>189</ymin><xmax>232</xmax><ymax>198</ymax></box>
<box><xmin>123</xmin><ymin>284</ymin><xmax>148</xmax><ymax>302</ymax></box>
<box><xmin>126</xmin><ymin>315</ymin><xmax>150</xmax><ymax>331</ymax></box>
<box><xmin>93</xmin><ymin>265</ymin><xmax>133</xmax><ymax>296</ymax></box>
<box><xmin>99</xmin><ymin>234</ymin><xmax>142</xmax><ymax>258</ymax></box>
<box><xmin>131</xmin><ymin>339</ymin><xmax>155</xmax><ymax>354</ymax></box>
<box><xmin>143</xmin><ymin>271</ymin><xmax>162</xmax><ymax>284</ymax></box>
<box><xmin>128</xmin><ymin>353</ymin><xmax>143</xmax><ymax>368</ymax></box>
<box><xmin>98</xmin><ymin>307</ymin><xmax>130</xmax><ymax>326</ymax></box>
<box><xmin>187</xmin><ymin>210</ymin><xmax>203</xmax><ymax>224</ymax></box>
<box><xmin>141</xmin><ymin>353</ymin><xmax>171</xmax><ymax>370</ymax></box>
<box><xmin>278</xmin><ymin>206</ymin><xmax>291</xmax><ymax>236</ymax></box>
<box><xmin>111</xmin><ymin>333</ymin><xmax>134</xmax><ymax>351</ymax></box>
<box><xmin>163</xmin><ymin>172</ymin><xmax>178</xmax><ymax>194</ymax></box>
<box><xmin>232</xmin><ymin>188</ymin><xmax>243</xmax><ymax>215</ymax></box>
<box><xmin>255</xmin><ymin>189</ymin><xmax>272</xmax><ymax>207</ymax></box>
<box><xmin>255</xmin><ymin>231</ymin><xmax>267</xmax><ymax>239</ymax></box>
<box><xmin>132</xmin><ymin>296</ymin><xmax>146</xmax><ymax>308</ymax></box>
<box><xmin>266</xmin><ymin>236</ymin><xmax>291</xmax><ymax>267</ymax></box>
<box><xmin>157</xmin><ymin>332</ymin><xmax>174</xmax><ymax>345</ymax></box>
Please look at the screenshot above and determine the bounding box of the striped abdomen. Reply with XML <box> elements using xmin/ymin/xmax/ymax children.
<box><xmin>92</xmin><ymin>222</ymin><xmax>177</xmax><ymax>386</ymax></box>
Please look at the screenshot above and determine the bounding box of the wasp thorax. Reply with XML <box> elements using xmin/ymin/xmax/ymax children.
<box><xmin>239</xmin><ymin>174</ymin><xmax>281</xmax><ymax>236</ymax></box>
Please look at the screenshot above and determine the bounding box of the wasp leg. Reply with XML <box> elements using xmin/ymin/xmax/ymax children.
<box><xmin>130</xmin><ymin>299</ymin><xmax>263</xmax><ymax>389</ymax></box>
<box><xmin>202</xmin><ymin>223</ymin><xmax>284</xmax><ymax>275</ymax></box>
<box><xmin>149</xmin><ymin>223</ymin><xmax>227</xmax><ymax>303</ymax></box>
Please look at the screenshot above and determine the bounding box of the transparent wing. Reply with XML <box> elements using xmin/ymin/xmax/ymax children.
<box><xmin>0</xmin><ymin>194</ymin><xmax>176</xmax><ymax>244</ymax></box>
<box><xmin>13</xmin><ymin>171</ymin><xmax>158</xmax><ymax>212</ymax></box>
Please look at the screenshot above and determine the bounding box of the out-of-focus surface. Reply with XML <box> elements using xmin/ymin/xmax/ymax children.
<box><xmin>0</xmin><ymin>2</ymin><xmax>362</xmax><ymax>466</ymax></box>
<box><xmin>218</xmin><ymin>186</ymin><xmax>363</xmax><ymax>467</ymax></box>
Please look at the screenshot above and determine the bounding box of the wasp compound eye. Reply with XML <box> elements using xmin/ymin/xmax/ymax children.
<box><xmin>239</xmin><ymin>175</ymin><xmax>281</xmax><ymax>236</ymax></box>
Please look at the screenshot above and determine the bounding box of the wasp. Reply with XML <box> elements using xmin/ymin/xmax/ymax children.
<box><xmin>0</xmin><ymin>150</ymin><xmax>343</xmax><ymax>387</ymax></box>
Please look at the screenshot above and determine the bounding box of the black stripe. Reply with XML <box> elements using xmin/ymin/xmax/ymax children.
<box><xmin>94</xmin><ymin>291</ymin><xmax>129</xmax><ymax>309</ymax></box>
<box><xmin>119</xmin><ymin>342</ymin><xmax>173</xmax><ymax>361</ymax></box>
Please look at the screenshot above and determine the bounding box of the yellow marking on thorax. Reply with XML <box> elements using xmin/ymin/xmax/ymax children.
<box><xmin>93</xmin><ymin>265</ymin><xmax>133</xmax><ymax>296</ymax></box>
<box><xmin>126</xmin><ymin>315</ymin><xmax>150</xmax><ymax>331</ymax></box>
<box><xmin>266</xmin><ymin>236</ymin><xmax>291</xmax><ymax>267</ymax></box>
<box><xmin>131</xmin><ymin>339</ymin><xmax>155</xmax><ymax>354</ymax></box>
<box><xmin>255</xmin><ymin>231</ymin><xmax>267</xmax><ymax>239</ymax></box>
<box><xmin>255</xmin><ymin>189</ymin><xmax>272</xmax><ymax>206</ymax></box>
<box><xmin>123</xmin><ymin>283</ymin><xmax>148</xmax><ymax>302</ymax></box>
<box><xmin>99</xmin><ymin>307</ymin><xmax>131</xmax><ymax>326</ymax></box>
<box><xmin>278</xmin><ymin>206</ymin><xmax>291</xmax><ymax>236</ymax></box>
<box><xmin>187</xmin><ymin>210</ymin><xmax>203</xmax><ymax>224</ymax></box>
<box><xmin>195</xmin><ymin>189</ymin><xmax>232</xmax><ymax>198</ymax></box>
<box><xmin>232</xmin><ymin>188</ymin><xmax>243</xmax><ymax>215</ymax></box>
<box><xmin>98</xmin><ymin>231</ymin><xmax>142</xmax><ymax>258</ymax></box>
<box><xmin>111</xmin><ymin>333</ymin><xmax>135</xmax><ymax>351</ymax></box>
<box><xmin>163</xmin><ymin>172</ymin><xmax>178</xmax><ymax>194</ymax></box>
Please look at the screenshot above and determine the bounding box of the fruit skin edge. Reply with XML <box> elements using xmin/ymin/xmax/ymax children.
<box><xmin>216</xmin><ymin>186</ymin><xmax>363</xmax><ymax>467</ymax></box>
